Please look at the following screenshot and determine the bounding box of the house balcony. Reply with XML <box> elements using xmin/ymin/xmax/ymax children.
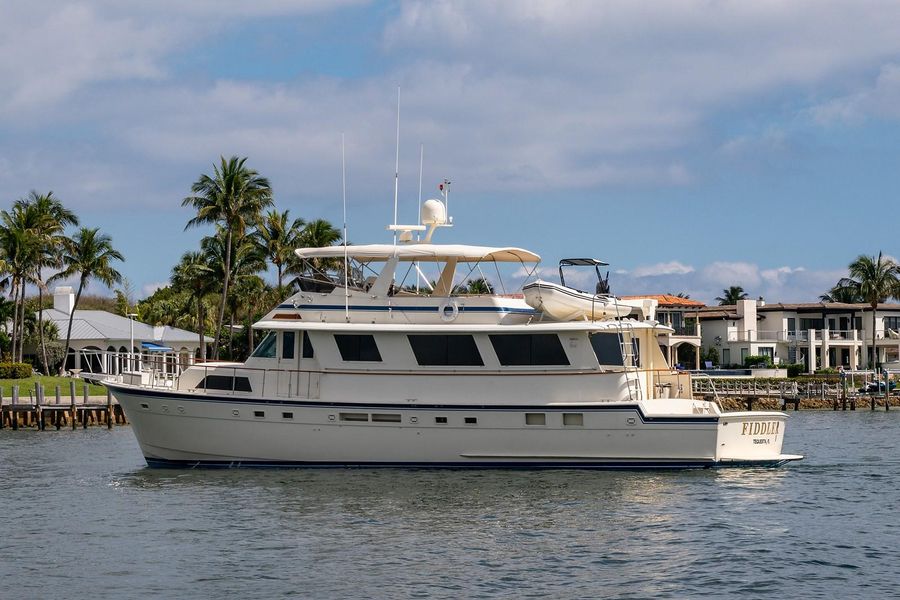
<box><xmin>726</xmin><ymin>330</ymin><xmax>863</xmax><ymax>344</ymax></box>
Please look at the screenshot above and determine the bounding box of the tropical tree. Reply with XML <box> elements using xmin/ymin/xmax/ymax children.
<box><xmin>171</xmin><ymin>251</ymin><xmax>217</xmax><ymax>361</ymax></box>
<box><xmin>844</xmin><ymin>252</ymin><xmax>900</xmax><ymax>369</ymax></box>
<box><xmin>15</xmin><ymin>192</ymin><xmax>78</xmax><ymax>373</ymax></box>
<box><xmin>50</xmin><ymin>227</ymin><xmax>124</xmax><ymax>375</ymax></box>
<box><xmin>183</xmin><ymin>156</ymin><xmax>273</xmax><ymax>359</ymax></box>
<box><xmin>0</xmin><ymin>205</ymin><xmax>39</xmax><ymax>361</ymax></box>
<box><xmin>716</xmin><ymin>286</ymin><xmax>749</xmax><ymax>306</ymax></box>
<box><xmin>287</xmin><ymin>218</ymin><xmax>342</xmax><ymax>281</ymax></box>
<box><xmin>819</xmin><ymin>279</ymin><xmax>866</xmax><ymax>303</ymax></box>
<box><xmin>253</xmin><ymin>209</ymin><xmax>304</xmax><ymax>294</ymax></box>
<box><xmin>201</xmin><ymin>230</ymin><xmax>266</xmax><ymax>358</ymax></box>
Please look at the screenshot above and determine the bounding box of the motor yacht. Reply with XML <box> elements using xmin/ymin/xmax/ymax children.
<box><xmin>101</xmin><ymin>194</ymin><xmax>802</xmax><ymax>468</ymax></box>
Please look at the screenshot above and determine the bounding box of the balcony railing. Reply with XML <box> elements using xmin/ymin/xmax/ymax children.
<box><xmin>726</xmin><ymin>330</ymin><xmax>862</xmax><ymax>343</ymax></box>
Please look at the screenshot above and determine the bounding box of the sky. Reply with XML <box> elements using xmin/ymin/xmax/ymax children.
<box><xmin>2</xmin><ymin>0</ymin><xmax>900</xmax><ymax>304</ymax></box>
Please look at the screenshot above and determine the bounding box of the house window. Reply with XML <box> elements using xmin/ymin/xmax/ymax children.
<box><xmin>722</xmin><ymin>349</ymin><xmax>731</xmax><ymax>365</ymax></box>
<box><xmin>740</xmin><ymin>348</ymin><xmax>748</xmax><ymax>363</ymax></box>
<box><xmin>334</xmin><ymin>334</ymin><xmax>382</xmax><ymax>362</ymax></box>
<box><xmin>282</xmin><ymin>331</ymin><xmax>295</xmax><ymax>360</ymax></box>
<box><xmin>489</xmin><ymin>334</ymin><xmax>569</xmax><ymax>366</ymax></box>
<box><xmin>885</xmin><ymin>317</ymin><xmax>900</xmax><ymax>331</ymax></box>
<box><xmin>408</xmin><ymin>335</ymin><xmax>483</xmax><ymax>366</ymax></box>
<box><xmin>787</xmin><ymin>318</ymin><xmax>796</xmax><ymax>334</ymax></box>
<box><xmin>758</xmin><ymin>347</ymin><xmax>774</xmax><ymax>359</ymax></box>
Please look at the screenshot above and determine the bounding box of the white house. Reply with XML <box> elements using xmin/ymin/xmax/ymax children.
<box><xmin>699</xmin><ymin>299</ymin><xmax>900</xmax><ymax>372</ymax></box>
<box><xmin>38</xmin><ymin>286</ymin><xmax>212</xmax><ymax>375</ymax></box>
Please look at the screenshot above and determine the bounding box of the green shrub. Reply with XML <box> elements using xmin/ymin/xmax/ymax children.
<box><xmin>0</xmin><ymin>362</ymin><xmax>34</xmax><ymax>379</ymax></box>
<box><xmin>743</xmin><ymin>354</ymin><xmax>773</xmax><ymax>368</ymax></box>
<box><xmin>785</xmin><ymin>363</ymin><xmax>805</xmax><ymax>378</ymax></box>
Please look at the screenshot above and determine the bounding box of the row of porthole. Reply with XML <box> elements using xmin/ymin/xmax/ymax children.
<box><xmin>144</xmin><ymin>403</ymin><xmax>587</xmax><ymax>427</ymax></box>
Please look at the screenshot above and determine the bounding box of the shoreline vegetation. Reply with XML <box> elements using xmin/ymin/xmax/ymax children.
<box><xmin>0</xmin><ymin>375</ymin><xmax>105</xmax><ymax>397</ymax></box>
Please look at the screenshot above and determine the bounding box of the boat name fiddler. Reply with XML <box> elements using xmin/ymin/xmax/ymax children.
<box><xmin>741</xmin><ymin>421</ymin><xmax>780</xmax><ymax>436</ymax></box>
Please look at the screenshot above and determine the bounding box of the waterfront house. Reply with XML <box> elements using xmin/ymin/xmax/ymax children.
<box><xmin>698</xmin><ymin>299</ymin><xmax>900</xmax><ymax>372</ymax></box>
<box><xmin>36</xmin><ymin>287</ymin><xmax>212</xmax><ymax>375</ymax></box>
<box><xmin>622</xmin><ymin>294</ymin><xmax>705</xmax><ymax>369</ymax></box>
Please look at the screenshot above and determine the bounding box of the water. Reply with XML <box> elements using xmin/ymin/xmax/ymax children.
<box><xmin>1</xmin><ymin>412</ymin><xmax>897</xmax><ymax>599</ymax></box>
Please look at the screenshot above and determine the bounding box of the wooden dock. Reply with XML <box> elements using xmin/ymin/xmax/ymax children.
<box><xmin>694</xmin><ymin>378</ymin><xmax>897</xmax><ymax>412</ymax></box>
<box><xmin>0</xmin><ymin>381</ymin><xmax>127</xmax><ymax>431</ymax></box>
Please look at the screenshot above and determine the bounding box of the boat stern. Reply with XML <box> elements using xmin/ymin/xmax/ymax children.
<box><xmin>715</xmin><ymin>411</ymin><xmax>803</xmax><ymax>466</ymax></box>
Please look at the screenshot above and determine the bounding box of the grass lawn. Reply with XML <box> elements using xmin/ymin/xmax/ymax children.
<box><xmin>0</xmin><ymin>376</ymin><xmax>106</xmax><ymax>398</ymax></box>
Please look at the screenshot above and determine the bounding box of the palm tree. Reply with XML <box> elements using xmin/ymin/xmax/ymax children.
<box><xmin>201</xmin><ymin>231</ymin><xmax>266</xmax><ymax>358</ymax></box>
<box><xmin>50</xmin><ymin>227</ymin><xmax>124</xmax><ymax>375</ymax></box>
<box><xmin>171</xmin><ymin>251</ymin><xmax>216</xmax><ymax>361</ymax></box>
<box><xmin>819</xmin><ymin>278</ymin><xmax>866</xmax><ymax>303</ymax></box>
<box><xmin>288</xmin><ymin>218</ymin><xmax>342</xmax><ymax>281</ymax></box>
<box><xmin>183</xmin><ymin>156</ymin><xmax>273</xmax><ymax>359</ymax></box>
<box><xmin>716</xmin><ymin>286</ymin><xmax>749</xmax><ymax>306</ymax></box>
<box><xmin>253</xmin><ymin>209</ymin><xmax>304</xmax><ymax>293</ymax></box>
<box><xmin>0</xmin><ymin>206</ymin><xmax>40</xmax><ymax>361</ymax></box>
<box><xmin>845</xmin><ymin>252</ymin><xmax>900</xmax><ymax>369</ymax></box>
<box><xmin>15</xmin><ymin>192</ymin><xmax>79</xmax><ymax>373</ymax></box>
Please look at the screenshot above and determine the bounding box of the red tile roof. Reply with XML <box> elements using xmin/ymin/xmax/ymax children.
<box><xmin>620</xmin><ymin>294</ymin><xmax>706</xmax><ymax>308</ymax></box>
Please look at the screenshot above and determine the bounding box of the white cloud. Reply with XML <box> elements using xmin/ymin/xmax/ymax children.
<box><xmin>631</xmin><ymin>261</ymin><xmax>695</xmax><ymax>278</ymax></box>
<box><xmin>811</xmin><ymin>63</ymin><xmax>900</xmax><ymax>124</ymax></box>
<box><xmin>613</xmin><ymin>260</ymin><xmax>844</xmax><ymax>304</ymax></box>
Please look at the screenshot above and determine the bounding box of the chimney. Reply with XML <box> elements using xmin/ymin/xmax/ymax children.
<box><xmin>53</xmin><ymin>286</ymin><xmax>75</xmax><ymax>314</ymax></box>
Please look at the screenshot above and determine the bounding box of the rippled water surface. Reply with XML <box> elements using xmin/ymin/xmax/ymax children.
<box><xmin>1</xmin><ymin>411</ymin><xmax>899</xmax><ymax>599</ymax></box>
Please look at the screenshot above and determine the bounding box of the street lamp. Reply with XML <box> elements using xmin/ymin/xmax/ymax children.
<box><xmin>127</xmin><ymin>313</ymin><xmax>138</xmax><ymax>373</ymax></box>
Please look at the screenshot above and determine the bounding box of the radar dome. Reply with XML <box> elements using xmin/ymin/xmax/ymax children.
<box><xmin>421</xmin><ymin>199</ymin><xmax>447</xmax><ymax>225</ymax></box>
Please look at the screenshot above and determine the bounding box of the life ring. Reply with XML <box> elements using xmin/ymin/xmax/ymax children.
<box><xmin>438</xmin><ymin>300</ymin><xmax>460</xmax><ymax>322</ymax></box>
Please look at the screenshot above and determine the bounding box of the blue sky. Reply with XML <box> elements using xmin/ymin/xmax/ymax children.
<box><xmin>2</xmin><ymin>0</ymin><xmax>899</xmax><ymax>303</ymax></box>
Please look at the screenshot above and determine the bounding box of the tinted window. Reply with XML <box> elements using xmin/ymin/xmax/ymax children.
<box><xmin>198</xmin><ymin>375</ymin><xmax>252</xmax><ymax>392</ymax></box>
<box><xmin>408</xmin><ymin>335</ymin><xmax>483</xmax><ymax>366</ymax></box>
<box><xmin>282</xmin><ymin>331</ymin><xmax>295</xmax><ymax>360</ymax></box>
<box><xmin>251</xmin><ymin>332</ymin><xmax>277</xmax><ymax>358</ymax></box>
<box><xmin>335</xmin><ymin>334</ymin><xmax>382</xmax><ymax>362</ymax></box>
<box><xmin>590</xmin><ymin>333</ymin><xmax>624</xmax><ymax>366</ymax></box>
<box><xmin>489</xmin><ymin>334</ymin><xmax>569</xmax><ymax>366</ymax></box>
<box><xmin>302</xmin><ymin>332</ymin><xmax>315</xmax><ymax>358</ymax></box>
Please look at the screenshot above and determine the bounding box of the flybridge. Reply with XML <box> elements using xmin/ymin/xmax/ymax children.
<box><xmin>294</xmin><ymin>244</ymin><xmax>540</xmax><ymax>264</ymax></box>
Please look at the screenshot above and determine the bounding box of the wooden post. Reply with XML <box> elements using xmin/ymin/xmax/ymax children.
<box><xmin>106</xmin><ymin>389</ymin><xmax>112</xmax><ymax>429</ymax></box>
<box><xmin>70</xmin><ymin>380</ymin><xmax>77</xmax><ymax>430</ymax></box>
<box><xmin>55</xmin><ymin>385</ymin><xmax>61</xmax><ymax>405</ymax></box>
<box><xmin>11</xmin><ymin>385</ymin><xmax>18</xmax><ymax>430</ymax></box>
<box><xmin>83</xmin><ymin>382</ymin><xmax>88</xmax><ymax>405</ymax></box>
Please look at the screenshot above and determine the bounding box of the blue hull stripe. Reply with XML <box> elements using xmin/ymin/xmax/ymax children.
<box><xmin>107</xmin><ymin>384</ymin><xmax>718</xmax><ymax>424</ymax></box>
<box><xmin>277</xmin><ymin>303</ymin><xmax>536</xmax><ymax>314</ymax></box>
<box><xmin>144</xmin><ymin>457</ymin><xmax>792</xmax><ymax>470</ymax></box>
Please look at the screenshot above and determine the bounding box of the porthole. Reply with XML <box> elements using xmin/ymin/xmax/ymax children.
<box><xmin>435</xmin><ymin>416</ymin><xmax>448</xmax><ymax>424</ymax></box>
<box><xmin>254</xmin><ymin>410</ymin><xmax>265</xmax><ymax>418</ymax></box>
<box><xmin>563</xmin><ymin>413</ymin><xmax>584</xmax><ymax>426</ymax></box>
<box><xmin>282</xmin><ymin>412</ymin><xmax>294</xmax><ymax>419</ymax></box>
<box><xmin>140</xmin><ymin>403</ymin><xmax>149</xmax><ymax>410</ymax></box>
<box><xmin>525</xmin><ymin>413</ymin><xmax>546</xmax><ymax>426</ymax></box>
<box><xmin>464</xmin><ymin>417</ymin><xmax>477</xmax><ymax>425</ymax></box>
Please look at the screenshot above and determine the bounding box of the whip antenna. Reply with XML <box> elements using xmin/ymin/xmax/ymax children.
<box><xmin>392</xmin><ymin>85</ymin><xmax>400</xmax><ymax>245</ymax></box>
<box><xmin>342</xmin><ymin>133</ymin><xmax>349</xmax><ymax>321</ymax></box>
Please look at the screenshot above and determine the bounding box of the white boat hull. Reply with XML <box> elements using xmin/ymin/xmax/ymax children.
<box><xmin>523</xmin><ymin>280</ymin><xmax>633</xmax><ymax>321</ymax></box>
<box><xmin>109</xmin><ymin>384</ymin><xmax>800</xmax><ymax>469</ymax></box>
